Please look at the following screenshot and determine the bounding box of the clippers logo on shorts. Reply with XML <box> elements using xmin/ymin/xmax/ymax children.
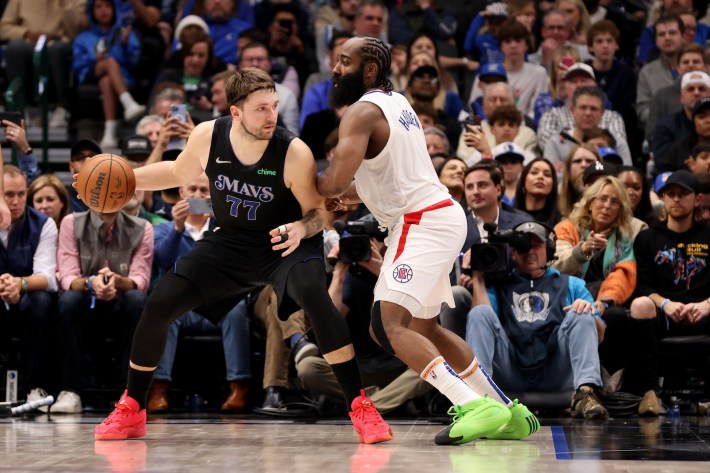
<box><xmin>511</xmin><ymin>291</ymin><xmax>550</xmax><ymax>323</ymax></box>
<box><xmin>393</xmin><ymin>264</ymin><xmax>413</xmax><ymax>283</ymax></box>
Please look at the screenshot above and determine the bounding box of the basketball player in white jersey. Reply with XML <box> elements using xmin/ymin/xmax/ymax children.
<box><xmin>317</xmin><ymin>36</ymin><xmax>539</xmax><ymax>445</ymax></box>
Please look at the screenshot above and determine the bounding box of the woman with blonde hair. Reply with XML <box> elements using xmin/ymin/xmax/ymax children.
<box><xmin>556</xmin><ymin>0</ymin><xmax>592</xmax><ymax>45</ymax></box>
<box><xmin>28</xmin><ymin>174</ymin><xmax>70</xmax><ymax>226</ymax></box>
<box><xmin>554</xmin><ymin>175</ymin><xmax>637</xmax><ymax>310</ymax></box>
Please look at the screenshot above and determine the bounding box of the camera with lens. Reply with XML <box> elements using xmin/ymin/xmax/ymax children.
<box><xmin>331</xmin><ymin>218</ymin><xmax>388</xmax><ymax>265</ymax></box>
<box><xmin>466</xmin><ymin>223</ymin><xmax>531</xmax><ymax>274</ymax></box>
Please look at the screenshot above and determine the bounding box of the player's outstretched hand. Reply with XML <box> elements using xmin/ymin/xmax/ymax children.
<box><xmin>270</xmin><ymin>222</ymin><xmax>306</xmax><ymax>257</ymax></box>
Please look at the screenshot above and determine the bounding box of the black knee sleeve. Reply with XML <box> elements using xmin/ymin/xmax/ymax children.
<box><xmin>286</xmin><ymin>260</ymin><xmax>352</xmax><ymax>354</ymax></box>
<box><xmin>370</xmin><ymin>301</ymin><xmax>395</xmax><ymax>355</ymax></box>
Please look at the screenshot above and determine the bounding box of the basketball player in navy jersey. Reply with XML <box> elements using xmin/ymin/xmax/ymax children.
<box><xmin>93</xmin><ymin>68</ymin><xmax>393</xmax><ymax>444</ymax></box>
<box><xmin>317</xmin><ymin>36</ymin><xmax>539</xmax><ymax>445</ymax></box>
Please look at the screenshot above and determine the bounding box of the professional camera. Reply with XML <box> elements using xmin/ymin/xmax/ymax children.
<box><xmin>468</xmin><ymin>223</ymin><xmax>531</xmax><ymax>273</ymax></box>
<box><xmin>332</xmin><ymin>218</ymin><xmax>387</xmax><ymax>264</ymax></box>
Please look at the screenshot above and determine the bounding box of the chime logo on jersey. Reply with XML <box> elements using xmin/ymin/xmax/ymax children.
<box><xmin>393</xmin><ymin>264</ymin><xmax>413</xmax><ymax>283</ymax></box>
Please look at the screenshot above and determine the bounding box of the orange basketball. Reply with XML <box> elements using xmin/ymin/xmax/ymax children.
<box><xmin>76</xmin><ymin>154</ymin><xmax>136</xmax><ymax>213</ymax></box>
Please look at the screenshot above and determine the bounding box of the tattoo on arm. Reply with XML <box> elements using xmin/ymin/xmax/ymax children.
<box><xmin>301</xmin><ymin>209</ymin><xmax>326</xmax><ymax>238</ymax></box>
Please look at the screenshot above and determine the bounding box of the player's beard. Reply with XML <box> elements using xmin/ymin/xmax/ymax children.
<box><xmin>240</xmin><ymin>117</ymin><xmax>276</xmax><ymax>141</ymax></box>
<box><xmin>330</xmin><ymin>65</ymin><xmax>367</xmax><ymax>109</ymax></box>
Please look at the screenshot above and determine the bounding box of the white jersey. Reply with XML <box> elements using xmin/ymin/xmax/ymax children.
<box><xmin>354</xmin><ymin>90</ymin><xmax>450</xmax><ymax>229</ymax></box>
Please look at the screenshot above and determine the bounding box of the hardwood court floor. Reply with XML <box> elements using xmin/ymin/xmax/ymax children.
<box><xmin>1</xmin><ymin>414</ymin><xmax>709</xmax><ymax>472</ymax></box>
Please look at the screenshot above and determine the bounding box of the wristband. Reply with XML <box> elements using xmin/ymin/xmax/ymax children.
<box><xmin>87</xmin><ymin>275</ymin><xmax>96</xmax><ymax>309</ymax></box>
<box><xmin>660</xmin><ymin>299</ymin><xmax>670</xmax><ymax>312</ymax></box>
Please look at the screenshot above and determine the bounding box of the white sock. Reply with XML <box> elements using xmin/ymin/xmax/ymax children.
<box><xmin>459</xmin><ymin>357</ymin><xmax>512</xmax><ymax>407</ymax></box>
<box><xmin>421</xmin><ymin>356</ymin><xmax>480</xmax><ymax>406</ymax></box>
<box><xmin>104</xmin><ymin>119</ymin><xmax>118</xmax><ymax>136</ymax></box>
<box><xmin>119</xmin><ymin>92</ymin><xmax>137</xmax><ymax>109</ymax></box>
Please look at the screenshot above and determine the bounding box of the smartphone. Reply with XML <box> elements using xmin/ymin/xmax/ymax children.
<box><xmin>187</xmin><ymin>197</ymin><xmax>213</xmax><ymax>215</ymax></box>
<box><xmin>168</xmin><ymin>104</ymin><xmax>187</xmax><ymax>151</ymax></box>
<box><xmin>560</xmin><ymin>57</ymin><xmax>575</xmax><ymax>68</ymax></box>
<box><xmin>0</xmin><ymin>112</ymin><xmax>22</xmax><ymax>127</ymax></box>
<box><xmin>465</xmin><ymin>114</ymin><xmax>482</xmax><ymax>130</ymax></box>
<box><xmin>278</xmin><ymin>18</ymin><xmax>293</xmax><ymax>36</ymax></box>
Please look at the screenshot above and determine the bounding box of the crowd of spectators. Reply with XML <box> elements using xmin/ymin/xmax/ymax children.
<box><xmin>1</xmin><ymin>0</ymin><xmax>710</xmax><ymax>418</ymax></box>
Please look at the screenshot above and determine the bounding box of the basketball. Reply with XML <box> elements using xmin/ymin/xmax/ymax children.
<box><xmin>76</xmin><ymin>154</ymin><xmax>136</xmax><ymax>213</ymax></box>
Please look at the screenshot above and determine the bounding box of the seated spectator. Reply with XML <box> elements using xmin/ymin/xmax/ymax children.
<box><xmin>119</xmin><ymin>0</ymin><xmax>169</xmax><ymax>82</ymax></box>
<box><xmin>463</xmin><ymin>1</ymin><xmax>508</xmax><ymax>66</ymax></box>
<box><xmin>27</xmin><ymin>174</ymin><xmax>70</xmax><ymax>226</ymax></box>
<box><xmin>55</xmin><ymin>198</ymin><xmax>154</xmax><ymax>412</ymax></box>
<box><xmin>646</xmin><ymin>44</ymin><xmax>707</xmax><ymax>143</ymax></box>
<box><xmin>67</xmin><ymin>139</ymin><xmax>103</xmax><ymax>212</ymax></box>
<box><xmin>72</xmin><ymin>0</ymin><xmax>146</xmax><ymax>148</ymax></box>
<box><xmin>238</xmin><ymin>42</ymin><xmax>299</xmax><ymax>134</ymax></box>
<box><xmin>150</xmin><ymin>85</ymin><xmax>186</xmax><ymax>117</ymax></box>
<box><xmin>439</xmin><ymin>162</ymin><xmax>531</xmax><ymax>338</ymax></box>
<box><xmin>587</xmin><ymin>20</ymin><xmax>638</xmax><ymax>150</ymax></box>
<box><xmin>387</xmin><ymin>0</ymin><xmax>457</xmax><ymax>50</ymax></box>
<box><xmin>651</xmin><ymin>71</ymin><xmax>710</xmax><ymax>174</ymax></box>
<box><xmin>265</xmin><ymin>3</ymin><xmax>319</xmax><ymax>97</ymax></box>
<box><xmin>636</xmin><ymin>14</ymin><xmax>684</xmax><ymax>126</ymax></box>
<box><xmin>147</xmin><ymin>174</ymin><xmax>251</xmax><ymax>413</ymax></box>
<box><xmin>468</xmin><ymin>63</ymin><xmax>508</xmax><ymax>121</ymax></box>
<box><xmin>556</xmin><ymin>0</ymin><xmax>591</xmax><ymax>46</ymax></box>
<box><xmin>543</xmin><ymin>86</ymin><xmax>631</xmax><ymax>167</ymax></box>
<box><xmin>513</xmin><ymin>157</ymin><xmax>563</xmax><ymax>228</ymax></box>
<box><xmin>151</xmin><ymin>30</ymin><xmax>224</xmax><ymax>123</ymax></box>
<box><xmin>532</xmin><ymin>45</ymin><xmax>581</xmax><ymax>130</ymax></box>
<box><xmin>554</xmin><ymin>176</ymin><xmax>639</xmax><ymax>313</ymax></box>
<box><xmin>403</xmin><ymin>64</ymin><xmax>462</xmax><ymax>147</ymax></box>
<box><xmin>559</xmin><ymin>144</ymin><xmax>600</xmax><ymax>216</ymax></box>
<box><xmin>468</xmin><ymin>19</ymin><xmax>549</xmax><ymax>120</ymax></box>
<box><xmin>617</xmin><ymin>166</ymin><xmax>656</xmax><ymax>226</ymax></box>
<box><xmin>406</xmin><ymin>32</ymin><xmax>466</xmax><ymax>92</ymax></box>
<box><xmin>528</xmin><ymin>9</ymin><xmax>591</xmax><ymax>70</ymax></box>
<box><xmin>0</xmin><ymin>165</ymin><xmax>57</xmax><ymax>409</ymax></box>
<box><xmin>298</xmin><ymin>241</ymin><xmax>430</xmax><ymax>414</ymax></box>
<box><xmin>186</xmin><ymin>0</ymin><xmax>252</xmax><ymax>66</ymax></box>
<box><xmin>537</xmin><ymin>62</ymin><xmax>627</xmax><ymax>153</ymax></box>
<box><xmin>0</xmin><ymin>0</ymin><xmax>85</xmax><ymax>128</ymax></box>
<box><xmin>686</xmin><ymin>141</ymin><xmax>710</xmax><ymax>175</ymax></box>
<box><xmin>466</xmin><ymin>221</ymin><xmax>608</xmax><ymax>419</ymax></box>
<box><xmin>136</xmin><ymin>114</ymin><xmax>165</xmax><ymax>148</ymax></box>
<box><xmin>662</xmin><ymin>96</ymin><xmax>710</xmax><ymax>174</ymax></box>
<box><xmin>209</xmin><ymin>70</ymin><xmax>232</xmax><ymax>117</ymax></box>
<box><xmin>619</xmin><ymin>170</ymin><xmax>710</xmax><ymax>416</ymax></box>
<box><xmin>424</xmin><ymin>125</ymin><xmax>450</xmax><ymax>155</ymax></box>
<box><xmin>493</xmin><ymin>142</ymin><xmax>527</xmax><ymax>207</ymax></box>
<box><xmin>437</xmin><ymin>158</ymin><xmax>467</xmax><ymax>205</ymax></box>
<box><xmin>457</xmin><ymin>85</ymin><xmax>538</xmax><ymax>163</ymax></box>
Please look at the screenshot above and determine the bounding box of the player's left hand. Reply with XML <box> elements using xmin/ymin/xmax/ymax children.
<box><xmin>270</xmin><ymin>221</ymin><xmax>305</xmax><ymax>257</ymax></box>
<box><xmin>564</xmin><ymin>299</ymin><xmax>594</xmax><ymax>315</ymax></box>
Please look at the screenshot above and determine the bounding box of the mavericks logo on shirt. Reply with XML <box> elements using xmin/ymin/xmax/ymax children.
<box><xmin>511</xmin><ymin>291</ymin><xmax>550</xmax><ymax>323</ymax></box>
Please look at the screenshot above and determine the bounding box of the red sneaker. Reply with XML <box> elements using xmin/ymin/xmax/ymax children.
<box><xmin>349</xmin><ymin>390</ymin><xmax>394</xmax><ymax>444</ymax></box>
<box><xmin>95</xmin><ymin>391</ymin><xmax>147</xmax><ymax>441</ymax></box>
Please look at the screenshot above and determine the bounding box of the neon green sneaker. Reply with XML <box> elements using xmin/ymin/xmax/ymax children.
<box><xmin>434</xmin><ymin>396</ymin><xmax>512</xmax><ymax>445</ymax></box>
<box><xmin>486</xmin><ymin>399</ymin><xmax>540</xmax><ymax>440</ymax></box>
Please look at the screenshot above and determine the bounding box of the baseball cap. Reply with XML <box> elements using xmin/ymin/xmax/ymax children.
<box><xmin>692</xmin><ymin>97</ymin><xmax>710</xmax><ymax>117</ymax></box>
<box><xmin>582</xmin><ymin>160</ymin><xmax>617</xmax><ymax>186</ymax></box>
<box><xmin>565</xmin><ymin>63</ymin><xmax>595</xmax><ymax>81</ymax></box>
<box><xmin>596</xmin><ymin>146</ymin><xmax>623</xmax><ymax>165</ymax></box>
<box><xmin>657</xmin><ymin>169</ymin><xmax>699</xmax><ymax>195</ymax></box>
<box><xmin>681</xmin><ymin>71</ymin><xmax>710</xmax><ymax>90</ymax></box>
<box><xmin>410</xmin><ymin>65</ymin><xmax>439</xmax><ymax>82</ymax></box>
<box><xmin>485</xmin><ymin>2</ymin><xmax>508</xmax><ymax>18</ymax></box>
<box><xmin>515</xmin><ymin>221</ymin><xmax>549</xmax><ymax>243</ymax></box>
<box><xmin>121</xmin><ymin>135</ymin><xmax>152</xmax><ymax>162</ymax></box>
<box><xmin>653</xmin><ymin>172</ymin><xmax>673</xmax><ymax>193</ymax></box>
<box><xmin>479</xmin><ymin>63</ymin><xmax>507</xmax><ymax>81</ymax></box>
<box><xmin>70</xmin><ymin>138</ymin><xmax>102</xmax><ymax>161</ymax></box>
<box><xmin>492</xmin><ymin>142</ymin><xmax>525</xmax><ymax>163</ymax></box>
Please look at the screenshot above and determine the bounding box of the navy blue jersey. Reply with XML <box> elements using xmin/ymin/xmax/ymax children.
<box><xmin>205</xmin><ymin>117</ymin><xmax>304</xmax><ymax>246</ymax></box>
